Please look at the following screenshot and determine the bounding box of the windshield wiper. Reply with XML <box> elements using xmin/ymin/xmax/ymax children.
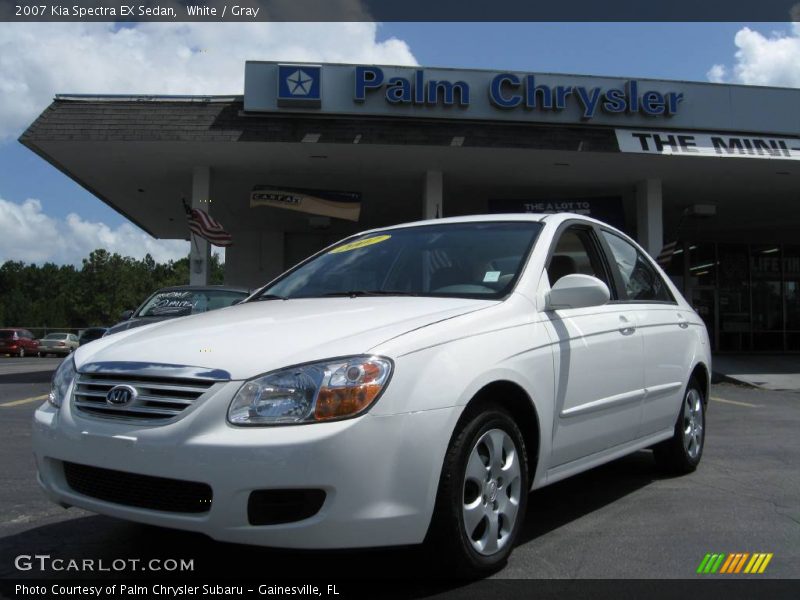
<box><xmin>321</xmin><ymin>290</ymin><xmax>419</xmax><ymax>298</ymax></box>
<box><xmin>251</xmin><ymin>294</ymin><xmax>288</xmax><ymax>301</ymax></box>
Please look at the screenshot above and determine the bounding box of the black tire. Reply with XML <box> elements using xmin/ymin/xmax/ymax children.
<box><xmin>653</xmin><ymin>378</ymin><xmax>706</xmax><ymax>474</ymax></box>
<box><xmin>426</xmin><ymin>405</ymin><xmax>529</xmax><ymax>576</ymax></box>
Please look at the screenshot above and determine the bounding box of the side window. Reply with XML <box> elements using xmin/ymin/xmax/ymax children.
<box><xmin>547</xmin><ymin>227</ymin><xmax>612</xmax><ymax>290</ymax></box>
<box><xmin>601</xmin><ymin>231</ymin><xmax>674</xmax><ymax>302</ymax></box>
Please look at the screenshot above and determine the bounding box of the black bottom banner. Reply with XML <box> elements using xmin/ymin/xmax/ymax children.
<box><xmin>2</xmin><ymin>579</ymin><xmax>799</xmax><ymax>600</ymax></box>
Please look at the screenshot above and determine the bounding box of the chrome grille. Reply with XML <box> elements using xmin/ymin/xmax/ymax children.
<box><xmin>72</xmin><ymin>372</ymin><xmax>215</xmax><ymax>421</ymax></box>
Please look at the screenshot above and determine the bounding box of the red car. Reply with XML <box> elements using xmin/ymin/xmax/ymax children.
<box><xmin>0</xmin><ymin>328</ymin><xmax>40</xmax><ymax>358</ymax></box>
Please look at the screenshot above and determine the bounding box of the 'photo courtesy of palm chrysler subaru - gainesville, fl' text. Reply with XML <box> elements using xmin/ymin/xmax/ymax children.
<box><xmin>32</xmin><ymin>213</ymin><xmax>710</xmax><ymax>573</ymax></box>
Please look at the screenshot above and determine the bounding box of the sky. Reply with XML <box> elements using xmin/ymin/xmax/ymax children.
<box><xmin>1</xmin><ymin>21</ymin><xmax>799</xmax><ymax>265</ymax></box>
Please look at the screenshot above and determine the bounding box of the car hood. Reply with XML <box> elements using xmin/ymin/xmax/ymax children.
<box><xmin>75</xmin><ymin>296</ymin><xmax>495</xmax><ymax>380</ymax></box>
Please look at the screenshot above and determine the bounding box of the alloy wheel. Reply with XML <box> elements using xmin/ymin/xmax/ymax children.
<box><xmin>683</xmin><ymin>388</ymin><xmax>704</xmax><ymax>459</ymax></box>
<box><xmin>462</xmin><ymin>428</ymin><xmax>522</xmax><ymax>556</ymax></box>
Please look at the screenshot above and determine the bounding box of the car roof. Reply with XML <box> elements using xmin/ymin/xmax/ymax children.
<box><xmin>358</xmin><ymin>212</ymin><xmax>609</xmax><ymax>235</ymax></box>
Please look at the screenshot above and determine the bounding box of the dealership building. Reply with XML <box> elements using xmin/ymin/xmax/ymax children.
<box><xmin>20</xmin><ymin>61</ymin><xmax>800</xmax><ymax>352</ymax></box>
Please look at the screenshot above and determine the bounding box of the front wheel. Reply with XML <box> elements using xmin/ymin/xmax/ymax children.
<box><xmin>18</xmin><ymin>347</ymin><xmax>25</xmax><ymax>358</ymax></box>
<box><xmin>653</xmin><ymin>379</ymin><xmax>705</xmax><ymax>474</ymax></box>
<box><xmin>426</xmin><ymin>406</ymin><xmax>529</xmax><ymax>575</ymax></box>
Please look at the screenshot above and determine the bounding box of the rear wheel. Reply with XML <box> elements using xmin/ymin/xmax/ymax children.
<box><xmin>654</xmin><ymin>379</ymin><xmax>705</xmax><ymax>474</ymax></box>
<box><xmin>17</xmin><ymin>347</ymin><xmax>25</xmax><ymax>358</ymax></box>
<box><xmin>427</xmin><ymin>406</ymin><xmax>529</xmax><ymax>575</ymax></box>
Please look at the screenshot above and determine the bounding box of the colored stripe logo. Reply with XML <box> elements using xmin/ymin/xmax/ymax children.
<box><xmin>697</xmin><ymin>553</ymin><xmax>773</xmax><ymax>574</ymax></box>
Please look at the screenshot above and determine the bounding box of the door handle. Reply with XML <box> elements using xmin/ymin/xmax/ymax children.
<box><xmin>677</xmin><ymin>312</ymin><xmax>689</xmax><ymax>329</ymax></box>
<box><xmin>619</xmin><ymin>315</ymin><xmax>636</xmax><ymax>336</ymax></box>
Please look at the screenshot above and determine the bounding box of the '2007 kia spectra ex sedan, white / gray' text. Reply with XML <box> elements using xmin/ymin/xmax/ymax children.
<box><xmin>33</xmin><ymin>213</ymin><xmax>710</xmax><ymax>573</ymax></box>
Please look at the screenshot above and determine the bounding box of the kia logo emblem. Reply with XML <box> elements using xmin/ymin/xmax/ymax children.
<box><xmin>106</xmin><ymin>385</ymin><xmax>137</xmax><ymax>406</ymax></box>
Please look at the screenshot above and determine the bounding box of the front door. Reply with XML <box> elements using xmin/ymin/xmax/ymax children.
<box><xmin>543</xmin><ymin>225</ymin><xmax>646</xmax><ymax>468</ymax></box>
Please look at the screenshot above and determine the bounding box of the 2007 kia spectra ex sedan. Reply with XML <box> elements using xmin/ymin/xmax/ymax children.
<box><xmin>33</xmin><ymin>213</ymin><xmax>710</xmax><ymax>573</ymax></box>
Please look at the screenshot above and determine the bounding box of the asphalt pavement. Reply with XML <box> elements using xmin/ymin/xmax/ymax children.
<box><xmin>0</xmin><ymin>356</ymin><xmax>797</xmax><ymax>583</ymax></box>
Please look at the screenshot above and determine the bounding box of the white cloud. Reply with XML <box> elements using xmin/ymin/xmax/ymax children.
<box><xmin>706</xmin><ymin>64</ymin><xmax>727</xmax><ymax>84</ymax></box>
<box><xmin>0</xmin><ymin>21</ymin><xmax>417</xmax><ymax>139</ymax></box>
<box><xmin>0</xmin><ymin>196</ymin><xmax>206</xmax><ymax>265</ymax></box>
<box><xmin>709</xmin><ymin>24</ymin><xmax>800</xmax><ymax>87</ymax></box>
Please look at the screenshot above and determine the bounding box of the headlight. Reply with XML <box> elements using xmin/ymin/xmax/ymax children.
<box><xmin>228</xmin><ymin>356</ymin><xmax>393</xmax><ymax>426</ymax></box>
<box><xmin>49</xmin><ymin>357</ymin><xmax>76</xmax><ymax>408</ymax></box>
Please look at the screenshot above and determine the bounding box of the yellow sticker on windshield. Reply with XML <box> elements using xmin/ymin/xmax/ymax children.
<box><xmin>329</xmin><ymin>235</ymin><xmax>392</xmax><ymax>254</ymax></box>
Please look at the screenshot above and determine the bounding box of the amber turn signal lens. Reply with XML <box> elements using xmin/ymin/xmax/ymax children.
<box><xmin>313</xmin><ymin>358</ymin><xmax>391</xmax><ymax>421</ymax></box>
<box><xmin>314</xmin><ymin>384</ymin><xmax>383</xmax><ymax>421</ymax></box>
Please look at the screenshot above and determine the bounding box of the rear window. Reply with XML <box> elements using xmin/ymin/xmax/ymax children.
<box><xmin>0</xmin><ymin>331</ymin><xmax>16</xmax><ymax>339</ymax></box>
<box><xmin>137</xmin><ymin>289</ymin><xmax>247</xmax><ymax>317</ymax></box>
<box><xmin>44</xmin><ymin>334</ymin><xmax>68</xmax><ymax>340</ymax></box>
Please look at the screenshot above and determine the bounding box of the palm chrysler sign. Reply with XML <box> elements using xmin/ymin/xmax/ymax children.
<box><xmin>245</xmin><ymin>61</ymin><xmax>800</xmax><ymax>138</ymax></box>
<box><xmin>253</xmin><ymin>62</ymin><xmax>689</xmax><ymax>125</ymax></box>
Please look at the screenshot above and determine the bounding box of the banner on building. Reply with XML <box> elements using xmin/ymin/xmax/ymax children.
<box><xmin>250</xmin><ymin>186</ymin><xmax>362</xmax><ymax>222</ymax></box>
<box><xmin>615</xmin><ymin>129</ymin><xmax>800</xmax><ymax>161</ymax></box>
<box><xmin>488</xmin><ymin>197</ymin><xmax>625</xmax><ymax>230</ymax></box>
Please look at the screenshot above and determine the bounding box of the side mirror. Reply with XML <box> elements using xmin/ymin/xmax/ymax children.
<box><xmin>120</xmin><ymin>309</ymin><xmax>134</xmax><ymax>320</ymax></box>
<box><xmin>546</xmin><ymin>274</ymin><xmax>610</xmax><ymax>310</ymax></box>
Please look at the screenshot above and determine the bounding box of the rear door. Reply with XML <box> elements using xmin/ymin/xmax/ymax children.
<box><xmin>598</xmin><ymin>230</ymin><xmax>691</xmax><ymax>437</ymax></box>
<box><xmin>543</xmin><ymin>223</ymin><xmax>646</xmax><ymax>468</ymax></box>
<box><xmin>22</xmin><ymin>330</ymin><xmax>36</xmax><ymax>351</ymax></box>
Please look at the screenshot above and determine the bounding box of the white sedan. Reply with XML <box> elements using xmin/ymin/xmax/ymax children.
<box><xmin>33</xmin><ymin>213</ymin><xmax>710</xmax><ymax>573</ymax></box>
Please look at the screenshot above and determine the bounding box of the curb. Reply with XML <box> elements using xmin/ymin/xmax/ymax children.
<box><xmin>711</xmin><ymin>371</ymin><xmax>761</xmax><ymax>389</ymax></box>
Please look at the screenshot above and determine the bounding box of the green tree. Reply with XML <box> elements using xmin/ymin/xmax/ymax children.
<box><xmin>0</xmin><ymin>250</ymin><xmax>225</xmax><ymax>329</ymax></box>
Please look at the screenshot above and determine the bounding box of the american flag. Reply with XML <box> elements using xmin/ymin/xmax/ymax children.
<box><xmin>186</xmin><ymin>206</ymin><xmax>232</xmax><ymax>247</ymax></box>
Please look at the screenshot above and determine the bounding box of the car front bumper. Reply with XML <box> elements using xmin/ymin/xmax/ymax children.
<box><xmin>32</xmin><ymin>381</ymin><xmax>455</xmax><ymax>549</ymax></box>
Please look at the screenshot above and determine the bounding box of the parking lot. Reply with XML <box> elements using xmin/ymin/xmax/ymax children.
<box><xmin>0</xmin><ymin>356</ymin><xmax>798</xmax><ymax>581</ymax></box>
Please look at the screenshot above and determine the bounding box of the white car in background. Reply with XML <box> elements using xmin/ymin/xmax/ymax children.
<box><xmin>37</xmin><ymin>332</ymin><xmax>80</xmax><ymax>356</ymax></box>
<box><xmin>33</xmin><ymin>213</ymin><xmax>710</xmax><ymax>574</ymax></box>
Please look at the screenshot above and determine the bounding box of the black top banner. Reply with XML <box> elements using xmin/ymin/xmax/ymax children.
<box><xmin>1</xmin><ymin>0</ymin><xmax>800</xmax><ymax>22</ymax></box>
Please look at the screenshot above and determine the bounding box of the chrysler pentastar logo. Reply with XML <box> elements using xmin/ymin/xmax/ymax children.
<box><xmin>286</xmin><ymin>69</ymin><xmax>315</xmax><ymax>96</ymax></box>
<box><xmin>277</xmin><ymin>64</ymin><xmax>321</xmax><ymax>108</ymax></box>
<box><xmin>106</xmin><ymin>385</ymin><xmax>137</xmax><ymax>406</ymax></box>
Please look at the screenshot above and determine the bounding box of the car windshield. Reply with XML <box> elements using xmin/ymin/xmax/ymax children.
<box><xmin>44</xmin><ymin>334</ymin><xmax>67</xmax><ymax>340</ymax></box>
<box><xmin>255</xmin><ymin>221</ymin><xmax>543</xmax><ymax>300</ymax></box>
<box><xmin>136</xmin><ymin>289</ymin><xmax>247</xmax><ymax>317</ymax></box>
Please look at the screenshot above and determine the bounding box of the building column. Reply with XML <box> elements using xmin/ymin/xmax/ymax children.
<box><xmin>190</xmin><ymin>166</ymin><xmax>212</xmax><ymax>285</ymax></box>
<box><xmin>422</xmin><ymin>170</ymin><xmax>443</xmax><ymax>219</ymax></box>
<box><xmin>635</xmin><ymin>178</ymin><xmax>663</xmax><ymax>257</ymax></box>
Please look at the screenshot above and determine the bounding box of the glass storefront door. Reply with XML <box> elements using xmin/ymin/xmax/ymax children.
<box><xmin>785</xmin><ymin>246</ymin><xmax>800</xmax><ymax>351</ymax></box>
<box><xmin>668</xmin><ymin>241</ymin><xmax>800</xmax><ymax>352</ymax></box>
